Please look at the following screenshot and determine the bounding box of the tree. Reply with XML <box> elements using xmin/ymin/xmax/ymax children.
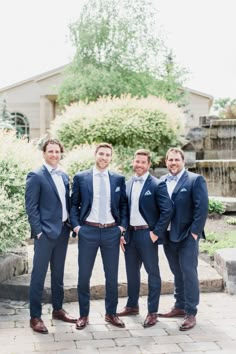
<box><xmin>213</xmin><ymin>97</ymin><xmax>236</xmax><ymax>119</ymax></box>
<box><xmin>58</xmin><ymin>0</ymin><xmax>187</xmax><ymax>106</ymax></box>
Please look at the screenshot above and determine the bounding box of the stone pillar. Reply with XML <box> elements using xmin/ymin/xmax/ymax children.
<box><xmin>40</xmin><ymin>96</ymin><xmax>55</xmax><ymax>136</ymax></box>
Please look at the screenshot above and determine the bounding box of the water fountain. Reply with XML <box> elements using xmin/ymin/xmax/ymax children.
<box><xmin>186</xmin><ymin>116</ymin><xmax>236</xmax><ymax>211</ymax></box>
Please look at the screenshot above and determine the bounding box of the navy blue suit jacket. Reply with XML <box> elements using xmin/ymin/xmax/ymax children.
<box><xmin>161</xmin><ymin>170</ymin><xmax>208</xmax><ymax>242</ymax></box>
<box><xmin>25</xmin><ymin>165</ymin><xmax>70</xmax><ymax>239</ymax></box>
<box><xmin>125</xmin><ymin>174</ymin><xmax>173</xmax><ymax>244</ymax></box>
<box><xmin>70</xmin><ymin>169</ymin><xmax>128</xmax><ymax>229</ymax></box>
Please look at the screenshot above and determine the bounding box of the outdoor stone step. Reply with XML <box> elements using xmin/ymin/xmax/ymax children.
<box><xmin>0</xmin><ymin>244</ymin><xmax>223</xmax><ymax>302</ymax></box>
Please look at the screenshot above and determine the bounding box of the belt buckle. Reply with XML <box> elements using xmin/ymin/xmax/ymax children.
<box><xmin>99</xmin><ymin>223</ymin><xmax>106</xmax><ymax>228</ymax></box>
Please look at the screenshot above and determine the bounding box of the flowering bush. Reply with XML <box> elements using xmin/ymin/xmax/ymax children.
<box><xmin>0</xmin><ymin>131</ymin><xmax>41</xmax><ymax>253</ymax></box>
<box><xmin>50</xmin><ymin>95</ymin><xmax>185</xmax><ymax>158</ymax></box>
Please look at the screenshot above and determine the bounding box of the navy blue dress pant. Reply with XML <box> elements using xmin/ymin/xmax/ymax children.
<box><xmin>29</xmin><ymin>224</ymin><xmax>69</xmax><ymax>318</ymax></box>
<box><xmin>164</xmin><ymin>234</ymin><xmax>199</xmax><ymax>316</ymax></box>
<box><xmin>124</xmin><ymin>229</ymin><xmax>161</xmax><ymax>313</ymax></box>
<box><xmin>78</xmin><ymin>225</ymin><xmax>121</xmax><ymax>317</ymax></box>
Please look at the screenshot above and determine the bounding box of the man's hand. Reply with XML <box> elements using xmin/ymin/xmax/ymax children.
<box><xmin>120</xmin><ymin>236</ymin><xmax>126</xmax><ymax>252</ymax></box>
<box><xmin>150</xmin><ymin>231</ymin><xmax>158</xmax><ymax>243</ymax></box>
<box><xmin>118</xmin><ymin>226</ymin><xmax>125</xmax><ymax>233</ymax></box>
<box><xmin>73</xmin><ymin>226</ymin><xmax>80</xmax><ymax>235</ymax></box>
<box><xmin>192</xmin><ymin>233</ymin><xmax>198</xmax><ymax>240</ymax></box>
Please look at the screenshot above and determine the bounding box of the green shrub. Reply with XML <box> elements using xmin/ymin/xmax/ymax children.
<box><xmin>208</xmin><ymin>198</ymin><xmax>226</xmax><ymax>214</ymax></box>
<box><xmin>0</xmin><ymin>131</ymin><xmax>42</xmax><ymax>253</ymax></box>
<box><xmin>61</xmin><ymin>144</ymin><xmax>122</xmax><ymax>178</ymax></box>
<box><xmin>0</xmin><ymin>188</ymin><xmax>29</xmax><ymax>253</ymax></box>
<box><xmin>50</xmin><ymin>95</ymin><xmax>185</xmax><ymax>156</ymax></box>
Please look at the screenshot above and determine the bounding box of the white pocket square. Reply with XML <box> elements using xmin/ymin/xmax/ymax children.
<box><xmin>180</xmin><ymin>188</ymin><xmax>187</xmax><ymax>192</ymax></box>
<box><xmin>144</xmin><ymin>190</ymin><xmax>152</xmax><ymax>196</ymax></box>
<box><xmin>115</xmin><ymin>186</ymin><xmax>120</xmax><ymax>192</ymax></box>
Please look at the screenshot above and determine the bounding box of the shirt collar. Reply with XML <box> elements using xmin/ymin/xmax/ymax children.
<box><xmin>44</xmin><ymin>162</ymin><xmax>58</xmax><ymax>173</ymax></box>
<box><xmin>134</xmin><ymin>171</ymin><xmax>149</xmax><ymax>183</ymax></box>
<box><xmin>168</xmin><ymin>168</ymin><xmax>185</xmax><ymax>181</ymax></box>
<box><xmin>93</xmin><ymin>166</ymin><xmax>109</xmax><ymax>176</ymax></box>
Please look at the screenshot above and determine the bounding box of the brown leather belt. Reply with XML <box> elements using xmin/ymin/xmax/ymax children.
<box><xmin>84</xmin><ymin>221</ymin><xmax>117</xmax><ymax>228</ymax></box>
<box><xmin>130</xmin><ymin>225</ymin><xmax>149</xmax><ymax>231</ymax></box>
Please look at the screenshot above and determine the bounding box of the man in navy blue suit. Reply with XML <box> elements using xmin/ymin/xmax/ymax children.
<box><xmin>25</xmin><ymin>139</ymin><xmax>76</xmax><ymax>334</ymax></box>
<box><xmin>158</xmin><ymin>147</ymin><xmax>208</xmax><ymax>331</ymax></box>
<box><xmin>117</xmin><ymin>149</ymin><xmax>173</xmax><ymax>327</ymax></box>
<box><xmin>70</xmin><ymin>142</ymin><xmax>128</xmax><ymax>329</ymax></box>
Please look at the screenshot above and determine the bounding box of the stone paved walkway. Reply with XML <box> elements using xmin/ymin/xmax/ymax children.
<box><xmin>0</xmin><ymin>292</ymin><xmax>236</xmax><ymax>353</ymax></box>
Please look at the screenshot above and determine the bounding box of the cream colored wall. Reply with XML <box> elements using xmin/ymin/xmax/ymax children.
<box><xmin>184</xmin><ymin>92</ymin><xmax>211</xmax><ymax>131</ymax></box>
<box><xmin>1</xmin><ymin>73</ymin><xmax>64</xmax><ymax>139</ymax></box>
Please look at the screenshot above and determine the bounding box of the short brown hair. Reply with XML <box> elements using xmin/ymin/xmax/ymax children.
<box><xmin>166</xmin><ymin>147</ymin><xmax>184</xmax><ymax>160</ymax></box>
<box><xmin>134</xmin><ymin>149</ymin><xmax>151</xmax><ymax>163</ymax></box>
<box><xmin>95</xmin><ymin>142</ymin><xmax>113</xmax><ymax>155</ymax></box>
<box><xmin>42</xmin><ymin>139</ymin><xmax>64</xmax><ymax>153</ymax></box>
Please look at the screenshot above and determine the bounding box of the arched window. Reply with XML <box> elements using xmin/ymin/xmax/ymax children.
<box><xmin>10</xmin><ymin>112</ymin><xmax>29</xmax><ymax>138</ymax></box>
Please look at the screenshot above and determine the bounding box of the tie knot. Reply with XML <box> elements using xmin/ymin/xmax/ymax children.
<box><xmin>166</xmin><ymin>174</ymin><xmax>178</xmax><ymax>182</ymax></box>
<box><xmin>133</xmin><ymin>176</ymin><xmax>144</xmax><ymax>183</ymax></box>
<box><xmin>51</xmin><ymin>169</ymin><xmax>62</xmax><ymax>176</ymax></box>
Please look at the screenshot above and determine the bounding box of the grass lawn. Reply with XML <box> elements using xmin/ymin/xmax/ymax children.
<box><xmin>200</xmin><ymin>230</ymin><xmax>236</xmax><ymax>257</ymax></box>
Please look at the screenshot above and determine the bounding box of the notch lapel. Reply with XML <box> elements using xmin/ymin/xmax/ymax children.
<box><xmin>43</xmin><ymin>166</ymin><xmax>60</xmax><ymax>200</ymax></box>
<box><xmin>139</xmin><ymin>174</ymin><xmax>152</xmax><ymax>201</ymax></box>
<box><xmin>86</xmin><ymin>169</ymin><xmax>93</xmax><ymax>202</ymax></box>
<box><xmin>171</xmin><ymin>170</ymin><xmax>188</xmax><ymax>199</ymax></box>
<box><xmin>109</xmin><ymin>171</ymin><xmax>116</xmax><ymax>205</ymax></box>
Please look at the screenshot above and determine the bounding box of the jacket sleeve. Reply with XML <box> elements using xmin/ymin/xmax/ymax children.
<box><xmin>25</xmin><ymin>172</ymin><xmax>42</xmax><ymax>237</ymax></box>
<box><xmin>153</xmin><ymin>181</ymin><xmax>173</xmax><ymax>239</ymax></box>
<box><xmin>191</xmin><ymin>176</ymin><xmax>209</xmax><ymax>235</ymax></box>
<box><xmin>70</xmin><ymin>174</ymin><xmax>81</xmax><ymax>229</ymax></box>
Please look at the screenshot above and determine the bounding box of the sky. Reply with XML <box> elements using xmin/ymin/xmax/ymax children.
<box><xmin>0</xmin><ymin>0</ymin><xmax>235</xmax><ymax>100</ymax></box>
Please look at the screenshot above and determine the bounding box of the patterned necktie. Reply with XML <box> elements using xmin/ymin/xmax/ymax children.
<box><xmin>133</xmin><ymin>176</ymin><xmax>144</xmax><ymax>183</ymax></box>
<box><xmin>98</xmin><ymin>173</ymin><xmax>107</xmax><ymax>224</ymax></box>
<box><xmin>166</xmin><ymin>174</ymin><xmax>178</xmax><ymax>182</ymax></box>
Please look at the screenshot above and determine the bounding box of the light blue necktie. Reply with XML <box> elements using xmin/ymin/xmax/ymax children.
<box><xmin>166</xmin><ymin>174</ymin><xmax>178</xmax><ymax>182</ymax></box>
<box><xmin>98</xmin><ymin>173</ymin><xmax>107</xmax><ymax>224</ymax></box>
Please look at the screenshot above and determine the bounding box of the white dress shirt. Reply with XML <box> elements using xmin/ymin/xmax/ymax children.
<box><xmin>86</xmin><ymin>166</ymin><xmax>115</xmax><ymax>223</ymax></box>
<box><xmin>130</xmin><ymin>171</ymin><xmax>149</xmax><ymax>226</ymax></box>
<box><xmin>166</xmin><ymin>168</ymin><xmax>185</xmax><ymax>198</ymax></box>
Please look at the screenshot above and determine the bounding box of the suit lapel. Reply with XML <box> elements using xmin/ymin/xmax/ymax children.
<box><xmin>172</xmin><ymin>170</ymin><xmax>188</xmax><ymax>199</ymax></box>
<box><xmin>126</xmin><ymin>179</ymin><xmax>133</xmax><ymax>210</ymax></box>
<box><xmin>139</xmin><ymin>174</ymin><xmax>152</xmax><ymax>201</ymax></box>
<box><xmin>42</xmin><ymin>165</ymin><xmax>60</xmax><ymax>200</ymax></box>
<box><xmin>86</xmin><ymin>169</ymin><xmax>93</xmax><ymax>202</ymax></box>
<box><xmin>61</xmin><ymin>173</ymin><xmax>70</xmax><ymax>209</ymax></box>
<box><xmin>109</xmin><ymin>171</ymin><xmax>116</xmax><ymax>205</ymax></box>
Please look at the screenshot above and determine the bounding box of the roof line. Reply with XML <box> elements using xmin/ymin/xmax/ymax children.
<box><xmin>0</xmin><ymin>64</ymin><xmax>68</xmax><ymax>92</ymax></box>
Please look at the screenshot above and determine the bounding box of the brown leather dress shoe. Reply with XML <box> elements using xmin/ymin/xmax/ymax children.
<box><xmin>143</xmin><ymin>313</ymin><xmax>158</xmax><ymax>328</ymax></box>
<box><xmin>52</xmin><ymin>309</ymin><xmax>77</xmax><ymax>323</ymax></box>
<box><xmin>105</xmin><ymin>314</ymin><xmax>125</xmax><ymax>328</ymax></box>
<box><xmin>76</xmin><ymin>316</ymin><xmax>89</xmax><ymax>330</ymax></box>
<box><xmin>179</xmin><ymin>315</ymin><xmax>196</xmax><ymax>331</ymax></box>
<box><xmin>158</xmin><ymin>307</ymin><xmax>186</xmax><ymax>318</ymax></box>
<box><xmin>30</xmin><ymin>318</ymin><xmax>48</xmax><ymax>334</ymax></box>
<box><xmin>117</xmin><ymin>306</ymin><xmax>139</xmax><ymax>316</ymax></box>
